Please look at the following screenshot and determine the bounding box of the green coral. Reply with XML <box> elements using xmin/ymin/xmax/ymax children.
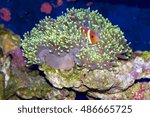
<box><xmin>21</xmin><ymin>8</ymin><xmax>132</xmax><ymax>69</ymax></box>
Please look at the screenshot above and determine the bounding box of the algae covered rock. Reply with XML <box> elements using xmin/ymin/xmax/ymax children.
<box><xmin>0</xmin><ymin>24</ymin><xmax>20</xmax><ymax>55</ymax></box>
<box><xmin>1</xmin><ymin>56</ymin><xmax>76</xmax><ymax>100</ymax></box>
<box><xmin>0</xmin><ymin>25</ymin><xmax>76</xmax><ymax>100</ymax></box>
<box><xmin>39</xmin><ymin>64</ymin><xmax>83</xmax><ymax>89</ymax></box>
<box><xmin>0</xmin><ymin>72</ymin><xmax>4</xmax><ymax>99</ymax></box>
<box><xmin>141</xmin><ymin>51</ymin><xmax>150</xmax><ymax>60</ymax></box>
<box><xmin>16</xmin><ymin>71</ymin><xmax>76</xmax><ymax>100</ymax></box>
<box><xmin>0</xmin><ymin>24</ymin><xmax>26</xmax><ymax>99</ymax></box>
<box><xmin>39</xmin><ymin>51</ymin><xmax>150</xmax><ymax>94</ymax></box>
<box><xmin>87</xmin><ymin>82</ymin><xmax>150</xmax><ymax>100</ymax></box>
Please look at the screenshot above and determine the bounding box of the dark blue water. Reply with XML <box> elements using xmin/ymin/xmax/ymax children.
<box><xmin>0</xmin><ymin>0</ymin><xmax>150</xmax><ymax>100</ymax></box>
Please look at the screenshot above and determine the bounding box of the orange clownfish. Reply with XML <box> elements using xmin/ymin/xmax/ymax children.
<box><xmin>78</xmin><ymin>26</ymin><xmax>99</xmax><ymax>44</ymax></box>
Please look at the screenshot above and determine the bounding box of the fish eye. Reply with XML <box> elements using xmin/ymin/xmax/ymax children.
<box><xmin>91</xmin><ymin>35</ymin><xmax>94</xmax><ymax>38</ymax></box>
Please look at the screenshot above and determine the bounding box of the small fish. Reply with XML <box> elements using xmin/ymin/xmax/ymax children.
<box><xmin>78</xmin><ymin>26</ymin><xmax>99</xmax><ymax>44</ymax></box>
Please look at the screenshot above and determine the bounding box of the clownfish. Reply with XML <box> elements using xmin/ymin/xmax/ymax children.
<box><xmin>78</xmin><ymin>26</ymin><xmax>99</xmax><ymax>44</ymax></box>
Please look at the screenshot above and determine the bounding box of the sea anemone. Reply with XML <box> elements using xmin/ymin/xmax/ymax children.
<box><xmin>21</xmin><ymin>8</ymin><xmax>132</xmax><ymax>70</ymax></box>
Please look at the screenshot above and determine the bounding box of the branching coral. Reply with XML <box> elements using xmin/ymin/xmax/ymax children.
<box><xmin>21</xmin><ymin>8</ymin><xmax>132</xmax><ymax>70</ymax></box>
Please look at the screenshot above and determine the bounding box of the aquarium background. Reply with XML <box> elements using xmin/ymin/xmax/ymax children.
<box><xmin>0</xmin><ymin>0</ymin><xmax>150</xmax><ymax>99</ymax></box>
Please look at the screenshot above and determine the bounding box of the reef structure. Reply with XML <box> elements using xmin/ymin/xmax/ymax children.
<box><xmin>21</xmin><ymin>8</ymin><xmax>132</xmax><ymax>70</ymax></box>
<box><xmin>87</xmin><ymin>82</ymin><xmax>150</xmax><ymax>100</ymax></box>
<box><xmin>0</xmin><ymin>25</ymin><xmax>76</xmax><ymax>100</ymax></box>
<box><xmin>20</xmin><ymin>8</ymin><xmax>150</xmax><ymax>99</ymax></box>
<box><xmin>0</xmin><ymin>23</ymin><xmax>149</xmax><ymax>100</ymax></box>
<box><xmin>38</xmin><ymin>53</ymin><xmax>150</xmax><ymax>91</ymax></box>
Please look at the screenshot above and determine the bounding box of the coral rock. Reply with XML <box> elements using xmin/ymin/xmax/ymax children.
<box><xmin>0</xmin><ymin>25</ymin><xmax>20</xmax><ymax>55</ymax></box>
<box><xmin>87</xmin><ymin>82</ymin><xmax>150</xmax><ymax>100</ymax></box>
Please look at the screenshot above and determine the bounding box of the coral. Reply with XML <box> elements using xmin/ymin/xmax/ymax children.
<box><xmin>87</xmin><ymin>82</ymin><xmax>150</xmax><ymax>100</ymax></box>
<box><xmin>40</xmin><ymin>2</ymin><xmax>52</xmax><ymax>14</ymax></box>
<box><xmin>0</xmin><ymin>8</ymin><xmax>11</xmax><ymax>22</ymax></box>
<box><xmin>21</xmin><ymin>8</ymin><xmax>132</xmax><ymax>70</ymax></box>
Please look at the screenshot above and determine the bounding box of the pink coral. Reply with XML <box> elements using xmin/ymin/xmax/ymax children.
<box><xmin>40</xmin><ymin>2</ymin><xmax>52</xmax><ymax>14</ymax></box>
<box><xmin>0</xmin><ymin>8</ymin><xmax>11</xmax><ymax>22</ymax></box>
